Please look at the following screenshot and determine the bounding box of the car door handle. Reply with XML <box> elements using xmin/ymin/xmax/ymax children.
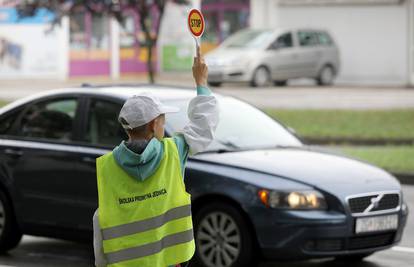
<box><xmin>82</xmin><ymin>156</ymin><xmax>96</xmax><ymax>164</ymax></box>
<box><xmin>4</xmin><ymin>148</ymin><xmax>23</xmax><ymax>157</ymax></box>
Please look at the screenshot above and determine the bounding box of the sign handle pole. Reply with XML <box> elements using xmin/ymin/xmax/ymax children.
<box><xmin>193</xmin><ymin>36</ymin><xmax>200</xmax><ymax>57</ymax></box>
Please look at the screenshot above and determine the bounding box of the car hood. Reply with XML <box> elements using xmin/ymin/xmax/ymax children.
<box><xmin>193</xmin><ymin>147</ymin><xmax>401</xmax><ymax>198</ymax></box>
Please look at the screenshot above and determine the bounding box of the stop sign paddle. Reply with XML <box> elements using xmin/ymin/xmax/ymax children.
<box><xmin>188</xmin><ymin>9</ymin><xmax>205</xmax><ymax>55</ymax></box>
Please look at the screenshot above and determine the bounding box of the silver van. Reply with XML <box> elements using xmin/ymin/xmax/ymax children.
<box><xmin>205</xmin><ymin>28</ymin><xmax>340</xmax><ymax>87</ymax></box>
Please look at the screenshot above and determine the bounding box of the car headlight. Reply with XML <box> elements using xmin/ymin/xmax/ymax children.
<box><xmin>258</xmin><ymin>189</ymin><xmax>327</xmax><ymax>210</ymax></box>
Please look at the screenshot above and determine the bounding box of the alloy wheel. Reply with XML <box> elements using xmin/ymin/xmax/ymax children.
<box><xmin>196</xmin><ymin>211</ymin><xmax>241</xmax><ymax>267</ymax></box>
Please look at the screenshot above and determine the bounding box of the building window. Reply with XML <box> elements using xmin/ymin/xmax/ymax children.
<box><xmin>69</xmin><ymin>12</ymin><xmax>110</xmax><ymax>51</ymax></box>
<box><xmin>70</xmin><ymin>12</ymin><xmax>87</xmax><ymax>50</ymax></box>
<box><xmin>91</xmin><ymin>14</ymin><xmax>109</xmax><ymax>50</ymax></box>
<box><xmin>201</xmin><ymin>0</ymin><xmax>250</xmax><ymax>53</ymax></box>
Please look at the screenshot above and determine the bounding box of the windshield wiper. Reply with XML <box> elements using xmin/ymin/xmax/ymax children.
<box><xmin>198</xmin><ymin>139</ymin><xmax>242</xmax><ymax>154</ymax></box>
<box><xmin>216</xmin><ymin>139</ymin><xmax>241</xmax><ymax>150</ymax></box>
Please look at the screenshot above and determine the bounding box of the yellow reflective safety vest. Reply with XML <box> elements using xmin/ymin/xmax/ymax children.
<box><xmin>96</xmin><ymin>138</ymin><xmax>195</xmax><ymax>267</ymax></box>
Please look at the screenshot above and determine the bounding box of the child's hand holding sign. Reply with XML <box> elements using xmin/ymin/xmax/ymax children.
<box><xmin>192</xmin><ymin>46</ymin><xmax>208</xmax><ymax>87</ymax></box>
<box><xmin>188</xmin><ymin>9</ymin><xmax>207</xmax><ymax>87</ymax></box>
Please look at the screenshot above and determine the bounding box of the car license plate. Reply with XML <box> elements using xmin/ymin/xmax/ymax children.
<box><xmin>355</xmin><ymin>214</ymin><xmax>398</xmax><ymax>234</ymax></box>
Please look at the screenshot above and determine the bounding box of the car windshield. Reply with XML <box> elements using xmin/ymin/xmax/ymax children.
<box><xmin>222</xmin><ymin>29</ymin><xmax>274</xmax><ymax>49</ymax></box>
<box><xmin>165</xmin><ymin>96</ymin><xmax>302</xmax><ymax>153</ymax></box>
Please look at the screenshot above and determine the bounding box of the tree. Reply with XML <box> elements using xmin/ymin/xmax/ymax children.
<box><xmin>16</xmin><ymin>0</ymin><xmax>189</xmax><ymax>83</ymax></box>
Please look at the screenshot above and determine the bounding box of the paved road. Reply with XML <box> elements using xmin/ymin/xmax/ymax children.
<box><xmin>1</xmin><ymin>78</ymin><xmax>413</xmax><ymax>109</ymax></box>
<box><xmin>0</xmin><ymin>185</ymin><xmax>412</xmax><ymax>267</ymax></box>
<box><xmin>216</xmin><ymin>86</ymin><xmax>414</xmax><ymax>110</ymax></box>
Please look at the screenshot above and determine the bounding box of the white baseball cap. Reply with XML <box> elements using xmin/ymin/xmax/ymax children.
<box><xmin>118</xmin><ymin>93</ymin><xmax>180</xmax><ymax>130</ymax></box>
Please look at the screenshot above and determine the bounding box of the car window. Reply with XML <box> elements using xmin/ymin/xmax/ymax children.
<box><xmin>19</xmin><ymin>98</ymin><xmax>78</xmax><ymax>142</ymax></box>
<box><xmin>269</xmin><ymin>32</ymin><xmax>293</xmax><ymax>50</ymax></box>
<box><xmin>317</xmin><ymin>32</ymin><xmax>333</xmax><ymax>46</ymax></box>
<box><xmin>85</xmin><ymin>99</ymin><xmax>127</xmax><ymax>148</ymax></box>
<box><xmin>165</xmin><ymin>97</ymin><xmax>301</xmax><ymax>152</ymax></box>
<box><xmin>298</xmin><ymin>31</ymin><xmax>319</xmax><ymax>47</ymax></box>
<box><xmin>0</xmin><ymin>109</ymin><xmax>21</xmax><ymax>136</ymax></box>
<box><xmin>222</xmin><ymin>29</ymin><xmax>275</xmax><ymax>49</ymax></box>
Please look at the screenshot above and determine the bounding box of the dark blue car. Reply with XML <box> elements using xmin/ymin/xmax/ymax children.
<box><xmin>0</xmin><ymin>85</ymin><xmax>408</xmax><ymax>267</ymax></box>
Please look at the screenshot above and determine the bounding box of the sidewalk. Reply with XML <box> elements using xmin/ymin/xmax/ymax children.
<box><xmin>1</xmin><ymin>74</ymin><xmax>414</xmax><ymax>109</ymax></box>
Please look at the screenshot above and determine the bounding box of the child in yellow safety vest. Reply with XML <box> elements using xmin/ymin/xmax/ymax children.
<box><xmin>93</xmin><ymin>48</ymin><xmax>219</xmax><ymax>267</ymax></box>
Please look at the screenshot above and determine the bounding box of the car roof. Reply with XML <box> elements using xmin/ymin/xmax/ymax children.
<box><xmin>0</xmin><ymin>84</ymin><xmax>208</xmax><ymax>115</ymax></box>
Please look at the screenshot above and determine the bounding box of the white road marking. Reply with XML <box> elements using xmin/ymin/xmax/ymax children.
<box><xmin>392</xmin><ymin>246</ymin><xmax>414</xmax><ymax>253</ymax></box>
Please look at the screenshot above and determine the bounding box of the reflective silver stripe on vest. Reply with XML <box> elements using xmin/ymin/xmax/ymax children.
<box><xmin>102</xmin><ymin>204</ymin><xmax>192</xmax><ymax>240</ymax></box>
<box><xmin>105</xmin><ymin>229</ymin><xmax>194</xmax><ymax>264</ymax></box>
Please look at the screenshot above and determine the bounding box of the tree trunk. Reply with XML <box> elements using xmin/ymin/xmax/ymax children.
<box><xmin>147</xmin><ymin>41</ymin><xmax>155</xmax><ymax>84</ymax></box>
<box><xmin>138</xmin><ymin>4</ymin><xmax>155</xmax><ymax>84</ymax></box>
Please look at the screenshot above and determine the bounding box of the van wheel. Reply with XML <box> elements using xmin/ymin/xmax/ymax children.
<box><xmin>192</xmin><ymin>202</ymin><xmax>255</xmax><ymax>267</ymax></box>
<box><xmin>273</xmin><ymin>80</ymin><xmax>287</xmax><ymax>86</ymax></box>
<box><xmin>250</xmin><ymin>66</ymin><xmax>270</xmax><ymax>87</ymax></box>
<box><xmin>208</xmin><ymin>82</ymin><xmax>222</xmax><ymax>87</ymax></box>
<box><xmin>317</xmin><ymin>65</ymin><xmax>335</xmax><ymax>86</ymax></box>
<box><xmin>0</xmin><ymin>189</ymin><xmax>22</xmax><ymax>252</ymax></box>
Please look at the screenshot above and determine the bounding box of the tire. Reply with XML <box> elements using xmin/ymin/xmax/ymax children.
<box><xmin>0</xmin><ymin>189</ymin><xmax>22</xmax><ymax>252</ymax></box>
<box><xmin>192</xmin><ymin>202</ymin><xmax>255</xmax><ymax>267</ymax></box>
<box><xmin>316</xmin><ymin>65</ymin><xmax>335</xmax><ymax>86</ymax></box>
<box><xmin>335</xmin><ymin>252</ymin><xmax>373</xmax><ymax>262</ymax></box>
<box><xmin>207</xmin><ymin>81</ymin><xmax>222</xmax><ymax>87</ymax></box>
<box><xmin>273</xmin><ymin>80</ymin><xmax>287</xmax><ymax>86</ymax></box>
<box><xmin>250</xmin><ymin>66</ymin><xmax>270</xmax><ymax>87</ymax></box>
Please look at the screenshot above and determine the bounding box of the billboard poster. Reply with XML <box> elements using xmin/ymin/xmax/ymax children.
<box><xmin>0</xmin><ymin>7</ymin><xmax>60</xmax><ymax>78</ymax></box>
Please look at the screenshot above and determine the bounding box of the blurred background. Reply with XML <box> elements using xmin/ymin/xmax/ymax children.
<box><xmin>0</xmin><ymin>0</ymin><xmax>413</xmax><ymax>266</ymax></box>
<box><xmin>0</xmin><ymin>0</ymin><xmax>413</xmax><ymax>85</ymax></box>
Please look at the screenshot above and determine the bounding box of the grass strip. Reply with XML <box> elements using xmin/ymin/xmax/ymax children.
<box><xmin>265</xmin><ymin>109</ymin><xmax>414</xmax><ymax>140</ymax></box>
<box><xmin>333</xmin><ymin>145</ymin><xmax>414</xmax><ymax>174</ymax></box>
<box><xmin>0</xmin><ymin>100</ymin><xmax>8</xmax><ymax>108</ymax></box>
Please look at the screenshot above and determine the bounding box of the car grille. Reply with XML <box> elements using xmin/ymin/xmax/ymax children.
<box><xmin>304</xmin><ymin>233</ymin><xmax>395</xmax><ymax>252</ymax></box>
<box><xmin>348</xmin><ymin>192</ymin><xmax>400</xmax><ymax>214</ymax></box>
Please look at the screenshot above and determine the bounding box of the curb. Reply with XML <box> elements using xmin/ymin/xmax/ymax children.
<box><xmin>393</xmin><ymin>173</ymin><xmax>414</xmax><ymax>185</ymax></box>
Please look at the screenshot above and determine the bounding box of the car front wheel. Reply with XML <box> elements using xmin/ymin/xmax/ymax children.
<box><xmin>193</xmin><ymin>202</ymin><xmax>255</xmax><ymax>267</ymax></box>
<box><xmin>0</xmin><ymin>189</ymin><xmax>22</xmax><ymax>252</ymax></box>
<box><xmin>317</xmin><ymin>65</ymin><xmax>335</xmax><ymax>86</ymax></box>
<box><xmin>250</xmin><ymin>66</ymin><xmax>270</xmax><ymax>87</ymax></box>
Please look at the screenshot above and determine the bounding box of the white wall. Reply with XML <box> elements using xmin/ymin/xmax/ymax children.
<box><xmin>0</xmin><ymin>23</ymin><xmax>65</xmax><ymax>79</ymax></box>
<box><xmin>251</xmin><ymin>0</ymin><xmax>410</xmax><ymax>86</ymax></box>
